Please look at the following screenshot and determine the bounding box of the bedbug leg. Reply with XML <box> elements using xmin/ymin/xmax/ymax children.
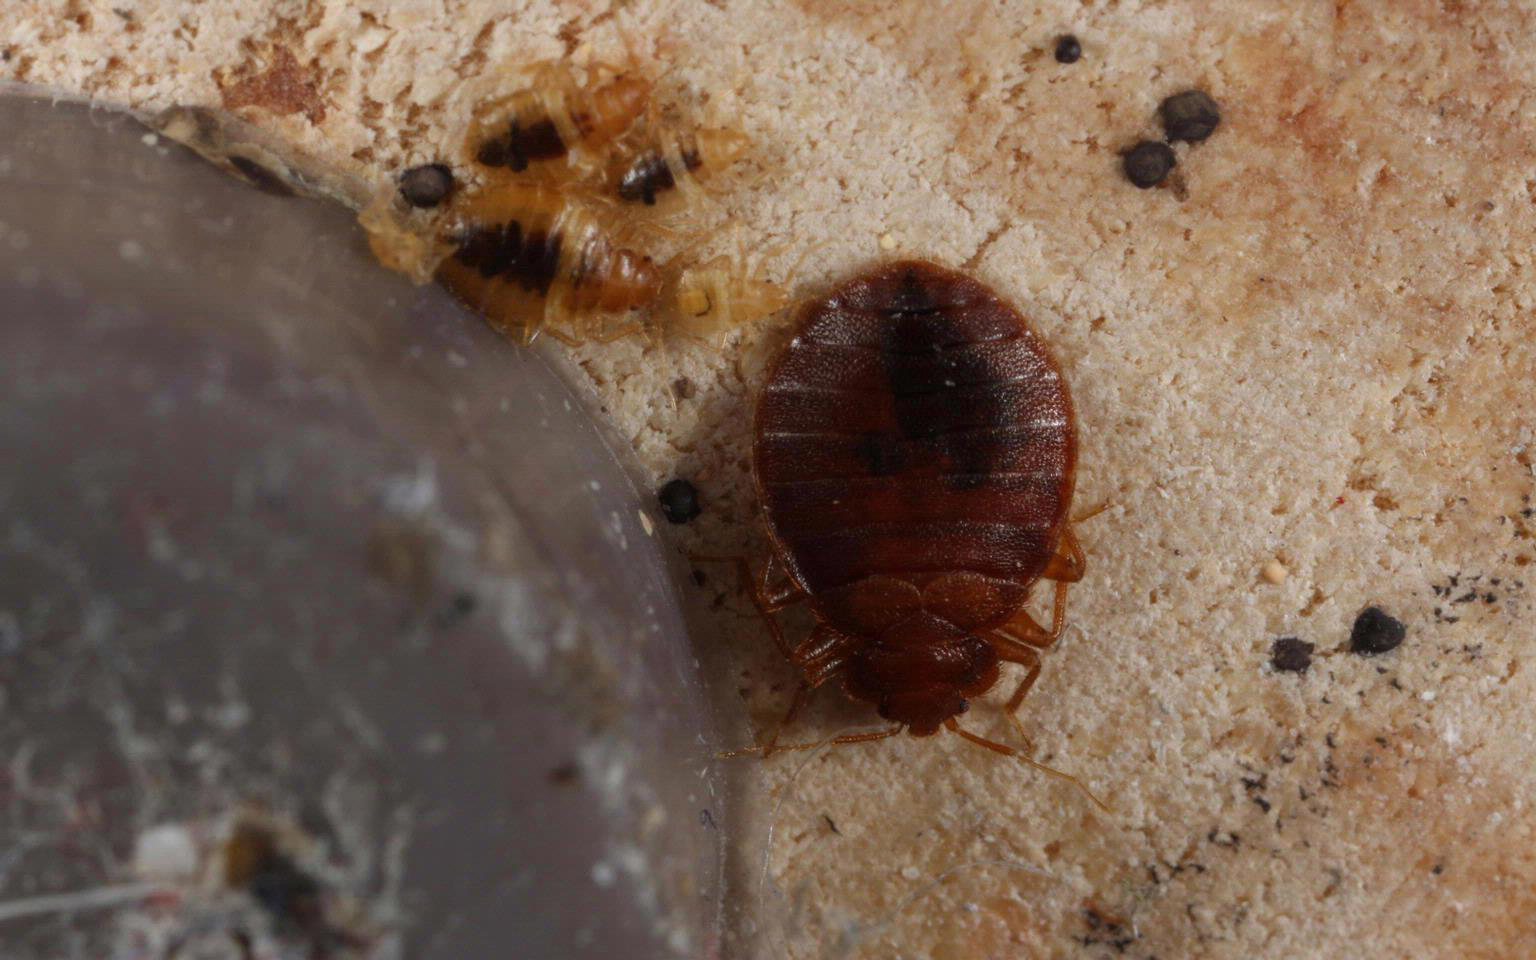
<box><xmin>992</xmin><ymin>638</ymin><xmax>1043</xmax><ymax>714</ymax></box>
<box><xmin>989</xmin><ymin>637</ymin><xmax>1041</xmax><ymax>754</ymax></box>
<box><xmin>998</xmin><ymin>591</ymin><xmax>1066</xmax><ymax>649</ymax></box>
<box><xmin>943</xmin><ymin>718</ymin><xmax>1109</xmax><ymax>813</ymax></box>
<box><xmin>759</xmin><ymin>681</ymin><xmax>811</xmax><ymax>758</ymax></box>
<box><xmin>1040</xmin><ymin>526</ymin><xmax>1085</xmax><ymax>583</ymax></box>
<box><xmin>717</xmin><ymin>725</ymin><xmax>903</xmax><ymax>759</ymax></box>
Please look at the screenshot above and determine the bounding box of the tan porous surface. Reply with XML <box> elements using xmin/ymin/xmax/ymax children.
<box><xmin>7</xmin><ymin>1</ymin><xmax>1534</xmax><ymax>957</ymax></box>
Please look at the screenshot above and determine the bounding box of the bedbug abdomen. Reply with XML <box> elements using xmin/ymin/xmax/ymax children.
<box><xmin>754</xmin><ymin>260</ymin><xmax>1076</xmax><ymax>630</ymax></box>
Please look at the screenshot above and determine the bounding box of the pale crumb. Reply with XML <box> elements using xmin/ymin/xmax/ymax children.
<box><xmin>132</xmin><ymin>824</ymin><xmax>200</xmax><ymax>881</ymax></box>
<box><xmin>1261</xmin><ymin>559</ymin><xmax>1289</xmax><ymax>584</ymax></box>
<box><xmin>879</xmin><ymin>233</ymin><xmax>897</xmax><ymax>250</ymax></box>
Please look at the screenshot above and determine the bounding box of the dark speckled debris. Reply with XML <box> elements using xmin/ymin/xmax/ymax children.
<box><xmin>1270</xmin><ymin>637</ymin><xmax>1314</xmax><ymax>673</ymax></box>
<box><xmin>1348</xmin><ymin>606</ymin><xmax>1406</xmax><ymax>656</ymax></box>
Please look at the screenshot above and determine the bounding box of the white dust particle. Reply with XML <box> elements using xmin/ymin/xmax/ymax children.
<box><xmin>132</xmin><ymin>824</ymin><xmax>199</xmax><ymax>881</ymax></box>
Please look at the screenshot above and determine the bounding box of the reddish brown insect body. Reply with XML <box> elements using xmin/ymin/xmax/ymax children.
<box><xmin>751</xmin><ymin>260</ymin><xmax>1083</xmax><ymax>741</ymax></box>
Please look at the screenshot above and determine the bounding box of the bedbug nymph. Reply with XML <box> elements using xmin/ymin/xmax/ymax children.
<box><xmin>434</xmin><ymin>183</ymin><xmax>662</xmax><ymax>344</ymax></box>
<box><xmin>614</xmin><ymin>128</ymin><xmax>750</xmax><ymax>207</ymax></box>
<box><xmin>743</xmin><ymin>260</ymin><xmax>1099</xmax><ymax>802</ymax></box>
<box><xmin>467</xmin><ymin>62</ymin><xmax>650</xmax><ymax>174</ymax></box>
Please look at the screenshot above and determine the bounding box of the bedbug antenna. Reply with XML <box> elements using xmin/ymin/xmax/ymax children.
<box><xmin>943</xmin><ymin>718</ymin><xmax>1109</xmax><ymax>813</ymax></box>
<box><xmin>751</xmin><ymin>723</ymin><xmax>905</xmax><ymax>956</ymax></box>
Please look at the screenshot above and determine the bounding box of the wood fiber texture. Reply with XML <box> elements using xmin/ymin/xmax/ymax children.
<box><xmin>6</xmin><ymin>1</ymin><xmax>1535</xmax><ymax>957</ymax></box>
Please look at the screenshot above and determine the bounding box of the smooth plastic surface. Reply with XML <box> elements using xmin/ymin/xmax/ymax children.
<box><xmin>0</xmin><ymin>93</ymin><xmax>722</xmax><ymax>958</ymax></box>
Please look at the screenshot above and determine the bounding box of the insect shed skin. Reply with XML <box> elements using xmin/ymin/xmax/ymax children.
<box><xmin>751</xmin><ymin>260</ymin><xmax>1084</xmax><ymax>744</ymax></box>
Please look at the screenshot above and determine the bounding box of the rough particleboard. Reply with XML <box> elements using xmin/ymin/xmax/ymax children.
<box><xmin>5</xmin><ymin>1</ymin><xmax>1535</xmax><ymax>957</ymax></box>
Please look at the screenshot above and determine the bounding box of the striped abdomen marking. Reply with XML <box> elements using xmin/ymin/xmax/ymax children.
<box><xmin>754</xmin><ymin>261</ymin><xmax>1076</xmax><ymax>622</ymax></box>
<box><xmin>436</xmin><ymin>184</ymin><xmax>661</xmax><ymax>339</ymax></box>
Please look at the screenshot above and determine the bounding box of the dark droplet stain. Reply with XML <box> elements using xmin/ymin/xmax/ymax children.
<box><xmin>1348</xmin><ymin>606</ymin><xmax>1406</xmax><ymax>655</ymax></box>
<box><xmin>658</xmin><ymin>478</ymin><xmax>702</xmax><ymax>524</ymax></box>
<box><xmin>1123</xmin><ymin>141</ymin><xmax>1176</xmax><ymax>188</ymax></box>
<box><xmin>1270</xmin><ymin>636</ymin><xmax>1314</xmax><ymax>673</ymax></box>
<box><xmin>1160</xmin><ymin>90</ymin><xmax>1221</xmax><ymax>143</ymax></box>
<box><xmin>398</xmin><ymin>163</ymin><xmax>455</xmax><ymax>208</ymax></box>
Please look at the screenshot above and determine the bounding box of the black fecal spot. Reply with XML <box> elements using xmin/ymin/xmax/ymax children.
<box><xmin>1123</xmin><ymin>140</ymin><xmax>1175</xmax><ymax>188</ymax></box>
<box><xmin>857</xmin><ymin>432</ymin><xmax>906</xmax><ymax>476</ymax></box>
<box><xmin>1271</xmin><ymin>637</ymin><xmax>1314</xmax><ymax>673</ymax></box>
<box><xmin>227</xmin><ymin>154</ymin><xmax>294</xmax><ymax>196</ymax></box>
<box><xmin>618</xmin><ymin>150</ymin><xmax>675</xmax><ymax>204</ymax></box>
<box><xmin>680</xmin><ymin>144</ymin><xmax>704</xmax><ymax>171</ymax></box>
<box><xmin>1054</xmin><ymin>34</ymin><xmax>1081</xmax><ymax>64</ymax></box>
<box><xmin>658</xmin><ymin>478</ymin><xmax>701</xmax><ymax>524</ymax></box>
<box><xmin>1349</xmin><ymin>606</ymin><xmax>1406</xmax><ymax>655</ymax></box>
<box><xmin>1160</xmin><ymin>90</ymin><xmax>1221</xmax><ymax>143</ymax></box>
<box><xmin>398</xmin><ymin>163</ymin><xmax>454</xmax><ymax>208</ymax></box>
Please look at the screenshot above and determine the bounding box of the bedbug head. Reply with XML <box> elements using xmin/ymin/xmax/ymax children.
<box><xmin>844</xmin><ymin>632</ymin><xmax>1000</xmax><ymax>737</ymax></box>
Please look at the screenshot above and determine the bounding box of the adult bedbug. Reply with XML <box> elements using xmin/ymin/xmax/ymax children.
<box><xmin>732</xmin><ymin>259</ymin><xmax>1101</xmax><ymax>804</ymax></box>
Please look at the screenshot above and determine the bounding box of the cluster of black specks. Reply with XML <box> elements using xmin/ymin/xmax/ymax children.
<box><xmin>1347</xmin><ymin>606</ymin><xmax>1406</xmax><ymax>656</ymax></box>
<box><xmin>398</xmin><ymin>163</ymin><xmax>455</xmax><ymax>208</ymax></box>
<box><xmin>658</xmin><ymin>478</ymin><xmax>702</xmax><ymax>524</ymax></box>
<box><xmin>1270</xmin><ymin>636</ymin><xmax>1314</xmax><ymax>673</ymax></box>
<box><xmin>1240</xmin><ymin>772</ymin><xmax>1272</xmax><ymax>813</ymax></box>
<box><xmin>1122</xmin><ymin>89</ymin><xmax>1222</xmax><ymax>189</ymax></box>
<box><xmin>1053</xmin><ymin>34</ymin><xmax>1082</xmax><ymax>64</ymax></box>
<box><xmin>1429</xmin><ymin>571</ymin><xmax>1524</xmax><ymax>624</ymax></box>
<box><xmin>1074</xmin><ymin>904</ymin><xmax>1137</xmax><ymax>954</ymax></box>
<box><xmin>1206</xmin><ymin>828</ymin><xmax>1241</xmax><ymax>849</ymax></box>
